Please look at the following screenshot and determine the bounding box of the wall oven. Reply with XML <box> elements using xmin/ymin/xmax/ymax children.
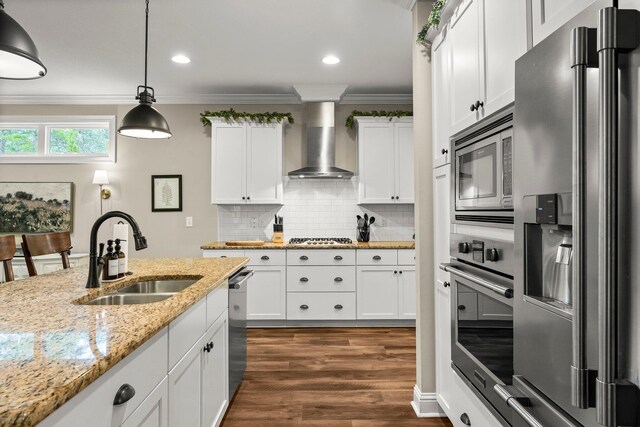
<box><xmin>441</xmin><ymin>233</ymin><xmax>515</xmax><ymax>425</ymax></box>
<box><xmin>452</xmin><ymin>108</ymin><xmax>514</xmax><ymax>226</ymax></box>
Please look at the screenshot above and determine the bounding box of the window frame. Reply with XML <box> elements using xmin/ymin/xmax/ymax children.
<box><xmin>0</xmin><ymin>115</ymin><xmax>116</xmax><ymax>164</ymax></box>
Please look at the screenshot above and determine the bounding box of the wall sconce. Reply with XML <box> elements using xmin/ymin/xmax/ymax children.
<box><xmin>92</xmin><ymin>170</ymin><xmax>111</xmax><ymax>215</ymax></box>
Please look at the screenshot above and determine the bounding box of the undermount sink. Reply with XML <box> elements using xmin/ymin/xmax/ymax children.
<box><xmin>81</xmin><ymin>278</ymin><xmax>201</xmax><ymax>305</ymax></box>
<box><xmin>116</xmin><ymin>279</ymin><xmax>199</xmax><ymax>294</ymax></box>
<box><xmin>83</xmin><ymin>293</ymin><xmax>175</xmax><ymax>306</ymax></box>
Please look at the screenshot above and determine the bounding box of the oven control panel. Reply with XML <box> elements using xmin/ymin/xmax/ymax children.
<box><xmin>450</xmin><ymin>233</ymin><xmax>514</xmax><ymax>277</ymax></box>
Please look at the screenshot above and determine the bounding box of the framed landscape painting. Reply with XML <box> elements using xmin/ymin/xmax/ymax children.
<box><xmin>0</xmin><ymin>182</ymin><xmax>74</xmax><ymax>233</ymax></box>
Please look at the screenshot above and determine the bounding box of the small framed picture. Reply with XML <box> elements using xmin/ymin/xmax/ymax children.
<box><xmin>151</xmin><ymin>175</ymin><xmax>182</xmax><ymax>212</ymax></box>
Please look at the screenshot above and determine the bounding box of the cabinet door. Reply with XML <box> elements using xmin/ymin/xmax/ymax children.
<box><xmin>202</xmin><ymin>312</ymin><xmax>229</xmax><ymax>427</ymax></box>
<box><xmin>246</xmin><ymin>124</ymin><xmax>283</xmax><ymax>204</ymax></box>
<box><xmin>434</xmin><ymin>280</ymin><xmax>455</xmax><ymax>414</ymax></box>
<box><xmin>168</xmin><ymin>338</ymin><xmax>203</xmax><ymax>427</ymax></box>
<box><xmin>358</xmin><ymin>123</ymin><xmax>395</xmax><ymax>204</ymax></box>
<box><xmin>530</xmin><ymin>0</ymin><xmax>597</xmax><ymax>46</ymax></box>
<box><xmin>482</xmin><ymin>0</ymin><xmax>527</xmax><ymax>117</ymax></box>
<box><xmin>450</xmin><ymin>0</ymin><xmax>482</xmax><ymax>133</ymax></box>
<box><xmin>394</xmin><ymin>122</ymin><xmax>415</xmax><ymax>203</ymax></box>
<box><xmin>432</xmin><ymin>27</ymin><xmax>451</xmax><ymax>168</ymax></box>
<box><xmin>434</xmin><ymin>166</ymin><xmax>451</xmax><ymax>283</ymax></box>
<box><xmin>398</xmin><ymin>267</ymin><xmax>416</xmax><ymax>319</ymax></box>
<box><xmin>211</xmin><ymin>123</ymin><xmax>246</xmax><ymax>204</ymax></box>
<box><xmin>121</xmin><ymin>378</ymin><xmax>168</xmax><ymax>427</ymax></box>
<box><xmin>246</xmin><ymin>266</ymin><xmax>286</xmax><ymax>320</ymax></box>
<box><xmin>356</xmin><ymin>267</ymin><xmax>398</xmax><ymax>319</ymax></box>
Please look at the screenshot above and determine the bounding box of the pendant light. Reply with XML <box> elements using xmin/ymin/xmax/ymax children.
<box><xmin>0</xmin><ymin>0</ymin><xmax>47</xmax><ymax>79</ymax></box>
<box><xmin>118</xmin><ymin>0</ymin><xmax>172</xmax><ymax>139</ymax></box>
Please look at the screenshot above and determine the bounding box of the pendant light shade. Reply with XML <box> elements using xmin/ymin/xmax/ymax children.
<box><xmin>117</xmin><ymin>0</ymin><xmax>172</xmax><ymax>139</ymax></box>
<box><xmin>0</xmin><ymin>0</ymin><xmax>47</xmax><ymax>80</ymax></box>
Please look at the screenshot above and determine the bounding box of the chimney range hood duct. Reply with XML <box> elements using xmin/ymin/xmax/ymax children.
<box><xmin>288</xmin><ymin>102</ymin><xmax>354</xmax><ymax>179</ymax></box>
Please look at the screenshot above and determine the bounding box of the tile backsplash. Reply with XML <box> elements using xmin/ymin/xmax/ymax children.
<box><xmin>218</xmin><ymin>179</ymin><xmax>415</xmax><ymax>242</ymax></box>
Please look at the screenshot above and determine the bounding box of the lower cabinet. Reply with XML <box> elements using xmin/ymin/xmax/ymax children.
<box><xmin>246</xmin><ymin>266</ymin><xmax>286</xmax><ymax>320</ymax></box>
<box><xmin>169</xmin><ymin>310</ymin><xmax>229</xmax><ymax>427</ymax></box>
<box><xmin>398</xmin><ymin>267</ymin><xmax>416</xmax><ymax>319</ymax></box>
<box><xmin>121</xmin><ymin>378</ymin><xmax>169</xmax><ymax>427</ymax></box>
<box><xmin>356</xmin><ymin>264</ymin><xmax>416</xmax><ymax>320</ymax></box>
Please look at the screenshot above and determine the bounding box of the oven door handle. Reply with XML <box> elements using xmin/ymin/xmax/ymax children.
<box><xmin>439</xmin><ymin>263</ymin><xmax>513</xmax><ymax>299</ymax></box>
<box><xmin>494</xmin><ymin>385</ymin><xmax>544</xmax><ymax>427</ymax></box>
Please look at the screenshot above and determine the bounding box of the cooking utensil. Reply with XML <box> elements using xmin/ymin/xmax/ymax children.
<box><xmin>364</xmin><ymin>213</ymin><xmax>368</xmax><ymax>224</ymax></box>
<box><xmin>369</xmin><ymin>217</ymin><xmax>375</xmax><ymax>225</ymax></box>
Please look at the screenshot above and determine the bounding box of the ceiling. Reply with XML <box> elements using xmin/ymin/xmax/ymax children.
<box><xmin>0</xmin><ymin>0</ymin><xmax>414</xmax><ymax>104</ymax></box>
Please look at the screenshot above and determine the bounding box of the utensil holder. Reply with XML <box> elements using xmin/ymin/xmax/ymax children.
<box><xmin>357</xmin><ymin>227</ymin><xmax>370</xmax><ymax>243</ymax></box>
<box><xmin>272</xmin><ymin>224</ymin><xmax>283</xmax><ymax>243</ymax></box>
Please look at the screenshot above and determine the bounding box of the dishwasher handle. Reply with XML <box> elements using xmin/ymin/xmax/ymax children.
<box><xmin>229</xmin><ymin>269</ymin><xmax>254</xmax><ymax>289</ymax></box>
<box><xmin>494</xmin><ymin>385</ymin><xmax>544</xmax><ymax>427</ymax></box>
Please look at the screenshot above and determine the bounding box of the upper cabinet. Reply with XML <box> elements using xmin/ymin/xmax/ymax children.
<box><xmin>210</xmin><ymin>119</ymin><xmax>284</xmax><ymax>205</ymax></box>
<box><xmin>448</xmin><ymin>0</ymin><xmax>527</xmax><ymax>135</ymax></box>
<box><xmin>530</xmin><ymin>0</ymin><xmax>597</xmax><ymax>46</ymax></box>
<box><xmin>432</xmin><ymin>26</ymin><xmax>451</xmax><ymax>168</ymax></box>
<box><xmin>356</xmin><ymin>117</ymin><xmax>414</xmax><ymax>204</ymax></box>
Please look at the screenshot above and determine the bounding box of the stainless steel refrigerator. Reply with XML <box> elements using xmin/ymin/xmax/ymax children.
<box><xmin>501</xmin><ymin>1</ymin><xmax>640</xmax><ymax>426</ymax></box>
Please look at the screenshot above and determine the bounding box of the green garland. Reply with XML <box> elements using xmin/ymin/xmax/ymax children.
<box><xmin>200</xmin><ymin>108</ymin><xmax>294</xmax><ymax>126</ymax></box>
<box><xmin>416</xmin><ymin>0</ymin><xmax>447</xmax><ymax>45</ymax></box>
<box><xmin>345</xmin><ymin>110</ymin><xmax>413</xmax><ymax>129</ymax></box>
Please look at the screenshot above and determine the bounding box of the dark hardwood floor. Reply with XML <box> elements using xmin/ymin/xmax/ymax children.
<box><xmin>221</xmin><ymin>328</ymin><xmax>453</xmax><ymax>427</ymax></box>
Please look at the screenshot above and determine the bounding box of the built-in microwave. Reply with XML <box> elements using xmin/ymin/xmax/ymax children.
<box><xmin>452</xmin><ymin>109</ymin><xmax>514</xmax><ymax>225</ymax></box>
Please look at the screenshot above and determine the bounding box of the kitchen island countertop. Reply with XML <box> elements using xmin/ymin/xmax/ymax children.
<box><xmin>0</xmin><ymin>257</ymin><xmax>248</xmax><ymax>427</ymax></box>
<box><xmin>200</xmin><ymin>241</ymin><xmax>415</xmax><ymax>250</ymax></box>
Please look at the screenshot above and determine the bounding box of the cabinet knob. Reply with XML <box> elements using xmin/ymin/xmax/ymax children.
<box><xmin>444</xmin><ymin>281</ymin><xmax>450</xmax><ymax>288</ymax></box>
<box><xmin>441</xmin><ymin>148</ymin><xmax>448</xmax><ymax>155</ymax></box>
<box><xmin>394</xmin><ymin>270</ymin><xmax>398</xmax><ymax>274</ymax></box>
<box><xmin>470</xmin><ymin>103</ymin><xmax>477</xmax><ymax>112</ymax></box>
<box><xmin>300</xmin><ymin>277</ymin><xmax>309</xmax><ymax>282</ymax></box>
<box><xmin>395</xmin><ymin>196</ymin><xmax>399</xmax><ymax>200</ymax></box>
<box><xmin>399</xmin><ymin>271</ymin><xmax>403</xmax><ymax>274</ymax></box>
<box><xmin>261</xmin><ymin>255</ymin><xmax>270</xmax><ymax>260</ymax></box>
<box><xmin>334</xmin><ymin>255</ymin><xmax>343</xmax><ymax>261</ymax></box>
<box><xmin>300</xmin><ymin>304</ymin><xmax>309</xmax><ymax>310</ymax></box>
<box><xmin>247</xmin><ymin>196</ymin><xmax>251</xmax><ymax>200</ymax></box>
<box><xmin>242</xmin><ymin>196</ymin><xmax>246</xmax><ymax>200</ymax></box>
<box><xmin>458</xmin><ymin>305</ymin><xmax>466</xmax><ymax>311</ymax></box>
<box><xmin>391</xmin><ymin>196</ymin><xmax>394</xmax><ymax>200</ymax></box>
<box><xmin>204</xmin><ymin>342</ymin><xmax>214</xmax><ymax>353</ymax></box>
<box><xmin>300</xmin><ymin>255</ymin><xmax>309</xmax><ymax>261</ymax></box>
<box><xmin>113</xmin><ymin>384</ymin><xmax>136</xmax><ymax>406</ymax></box>
<box><xmin>334</xmin><ymin>277</ymin><xmax>343</xmax><ymax>282</ymax></box>
<box><xmin>460</xmin><ymin>413</ymin><xmax>471</xmax><ymax>426</ymax></box>
<box><xmin>373</xmin><ymin>255</ymin><xmax>382</xmax><ymax>260</ymax></box>
<box><xmin>334</xmin><ymin>304</ymin><xmax>343</xmax><ymax>310</ymax></box>
<box><xmin>475</xmin><ymin>100</ymin><xmax>484</xmax><ymax>109</ymax></box>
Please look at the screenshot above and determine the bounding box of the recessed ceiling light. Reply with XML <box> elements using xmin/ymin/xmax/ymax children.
<box><xmin>322</xmin><ymin>55</ymin><xmax>340</xmax><ymax>65</ymax></box>
<box><xmin>172</xmin><ymin>55</ymin><xmax>191</xmax><ymax>64</ymax></box>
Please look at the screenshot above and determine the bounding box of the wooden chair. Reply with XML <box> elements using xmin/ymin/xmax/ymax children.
<box><xmin>0</xmin><ymin>235</ymin><xmax>16</xmax><ymax>283</ymax></box>
<box><xmin>21</xmin><ymin>232</ymin><xmax>72</xmax><ymax>277</ymax></box>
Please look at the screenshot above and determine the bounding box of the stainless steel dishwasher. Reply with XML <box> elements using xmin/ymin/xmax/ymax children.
<box><xmin>228</xmin><ymin>267</ymin><xmax>252</xmax><ymax>398</ymax></box>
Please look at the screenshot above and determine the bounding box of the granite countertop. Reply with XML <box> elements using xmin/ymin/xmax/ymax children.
<box><xmin>0</xmin><ymin>257</ymin><xmax>248</xmax><ymax>427</ymax></box>
<box><xmin>200</xmin><ymin>241</ymin><xmax>416</xmax><ymax>250</ymax></box>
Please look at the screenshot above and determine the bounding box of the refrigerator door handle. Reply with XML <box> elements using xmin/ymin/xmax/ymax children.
<box><xmin>569</xmin><ymin>25</ymin><xmax>597</xmax><ymax>411</ymax></box>
<box><xmin>595</xmin><ymin>7</ymin><xmax>640</xmax><ymax>427</ymax></box>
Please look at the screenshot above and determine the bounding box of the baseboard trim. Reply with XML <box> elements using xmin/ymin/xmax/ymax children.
<box><xmin>411</xmin><ymin>385</ymin><xmax>447</xmax><ymax>418</ymax></box>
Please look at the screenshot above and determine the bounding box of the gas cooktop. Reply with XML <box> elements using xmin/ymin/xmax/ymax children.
<box><xmin>288</xmin><ymin>237</ymin><xmax>353</xmax><ymax>246</ymax></box>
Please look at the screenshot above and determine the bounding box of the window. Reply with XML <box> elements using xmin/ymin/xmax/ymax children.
<box><xmin>0</xmin><ymin>116</ymin><xmax>116</xmax><ymax>163</ymax></box>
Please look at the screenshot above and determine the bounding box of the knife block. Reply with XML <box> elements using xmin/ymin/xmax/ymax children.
<box><xmin>272</xmin><ymin>224</ymin><xmax>283</xmax><ymax>243</ymax></box>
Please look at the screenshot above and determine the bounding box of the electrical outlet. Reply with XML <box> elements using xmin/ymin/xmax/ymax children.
<box><xmin>378</xmin><ymin>218</ymin><xmax>386</xmax><ymax>227</ymax></box>
<box><xmin>251</xmin><ymin>217</ymin><xmax>257</xmax><ymax>228</ymax></box>
<box><xmin>186</xmin><ymin>216</ymin><xmax>193</xmax><ymax>227</ymax></box>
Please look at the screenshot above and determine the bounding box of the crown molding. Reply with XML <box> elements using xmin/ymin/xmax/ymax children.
<box><xmin>0</xmin><ymin>93</ymin><xmax>412</xmax><ymax>106</ymax></box>
<box><xmin>392</xmin><ymin>0</ymin><xmax>417</xmax><ymax>11</ymax></box>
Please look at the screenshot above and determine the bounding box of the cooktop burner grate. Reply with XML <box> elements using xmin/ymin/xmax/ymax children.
<box><xmin>288</xmin><ymin>237</ymin><xmax>353</xmax><ymax>245</ymax></box>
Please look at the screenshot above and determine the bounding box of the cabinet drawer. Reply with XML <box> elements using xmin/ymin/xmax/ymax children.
<box><xmin>40</xmin><ymin>329</ymin><xmax>168</xmax><ymax>427</ymax></box>
<box><xmin>207</xmin><ymin>284</ymin><xmax>228</xmax><ymax>328</ymax></box>
<box><xmin>246</xmin><ymin>249</ymin><xmax>285</xmax><ymax>266</ymax></box>
<box><xmin>202</xmin><ymin>250</ymin><xmax>245</xmax><ymax>258</ymax></box>
<box><xmin>287</xmin><ymin>249</ymin><xmax>356</xmax><ymax>266</ymax></box>
<box><xmin>169</xmin><ymin>299</ymin><xmax>207</xmax><ymax>369</ymax></box>
<box><xmin>287</xmin><ymin>266</ymin><xmax>356</xmax><ymax>292</ymax></box>
<box><xmin>398</xmin><ymin>249</ymin><xmax>416</xmax><ymax>266</ymax></box>
<box><xmin>356</xmin><ymin>249</ymin><xmax>398</xmax><ymax>266</ymax></box>
<box><xmin>287</xmin><ymin>292</ymin><xmax>356</xmax><ymax>320</ymax></box>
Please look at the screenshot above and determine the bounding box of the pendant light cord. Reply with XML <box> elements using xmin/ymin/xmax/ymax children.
<box><xmin>144</xmin><ymin>0</ymin><xmax>149</xmax><ymax>89</ymax></box>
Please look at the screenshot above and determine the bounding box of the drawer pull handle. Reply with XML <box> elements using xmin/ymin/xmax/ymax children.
<box><xmin>300</xmin><ymin>255</ymin><xmax>309</xmax><ymax>261</ymax></box>
<box><xmin>300</xmin><ymin>304</ymin><xmax>309</xmax><ymax>310</ymax></box>
<box><xmin>460</xmin><ymin>412</ymin><xmax>471</xmax><ymax>426</ymax></box>
<box><xmin>221</xmin><ymin>256</ymin><xmax>227</xmax><ymax>258</ymax></box>
<box><xmin>334</xmin><ymin>255</ymin><xmax>343</xmax><ymax>260</ymax></box>
<box><xmin>458</xmin><ymin>305</ymin><xmax>466</xmax><ymax>311</ymax></box>
<box><xmin>113</xmin><ymin>384</ymin><xmax>136</xmax><ymax>406</ymax></box>
<box><xmin>334</xmin><ymin>277</ymin><xmax>343</xmax><ymax>282</ymax></box>
<box><xmin>444</xmin><ymin>281</ymin><xmax>450</xmax><ymax>288</ymax></box>
<box><xmin>261</xmin><ymin>255</ymin><xmax>270</xmax><ymax>260</ymax></box>
<box><xmin>334</xmin><ymin>304</ymin><xmax>343</xmax><ymax>310</ymax></box>
<box><xmin>373</xmin><ymin>255</ymin><xmax>382</xmax><ymax>260</ymax></box>
<box><xmin>300</xmin><ymin>277</ymin><xmax>309</xmax><ymax>282</ymax></box>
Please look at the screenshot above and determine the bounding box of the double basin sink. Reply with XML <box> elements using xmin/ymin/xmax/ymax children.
<box><xmin>83</xmin><ymin>279</ymin><xmax>200</xmax><ymax>305</ymax></box>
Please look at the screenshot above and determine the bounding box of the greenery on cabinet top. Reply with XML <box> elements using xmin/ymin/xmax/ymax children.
<box><xmin>416</xmin><ymin>0</ymin><xmax>447</xmax><ymax>45</ymax></box>
<box><xmin>200</xmin><ymin>109</ymin><xmax>294</xmax><ymax>126</ymax></box>
<box><xmin>345</xmin><ymin>110</ymin><xmax>413</xmax><ymax>130</ymax></box>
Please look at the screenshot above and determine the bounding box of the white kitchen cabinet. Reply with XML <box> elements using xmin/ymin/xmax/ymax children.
<box><xmin>398</xmin><ymin>267</ymin><xmax>416</xmax><ymax>319</ymax></box>
<box><xmin>448</xmin><ymin>0</ymin><xmax>526</xmax><ymax>134</ymax></box>
<box><xmin>355</xmin><ymin>117</ymin><xmax>414</xmax><ymax>204</ymax></box>
<box><xmin>287</xmin><ymin>292</ymin><xmax>357</xmax><ymax>320</ymax></box>
<box><xmin>434</xmin><ymin>166</ymin><xmax>451</xmax><ymax>283</ymax></box>
<box><xmin>434</xmin><ymin>279</ymin><xmax>454</xmax><ymax>414</ymax></box>
<box><xmin>0</xmin><ymin>253</ymin><xmax>89</xmax><ymax>282</ymax></box>
<box><xmin>121</xmin><ymin>378</ymin><xmax>168</xmax><ymax>427</ymax></box>
<box><xmin>209</xmin><ymin>119</ymin><xmax>283</xmax><ymax>205</ymax></box>
<box><xmin>432</xmin><ymin>25</ymin><xmax>452</xmax><ymax>168</ymax></box>
<box><xmin>202</xmin><ymin>312</ymin><xmax>229</xmax><ymax>427</ymax></box>
<box><xmin>168</xmin><ymin>334</ymin><xmax>203</xmax><ymax>427</ymax></box>
<box><xmin>246</xmin><ymin>267</ymin><xmax>286</xmax><ymax>320</ymax></box>
<box><xmin>357</xmin><ymin>267</ymin><xmax>399</xmax><ymax>319</ymax></box>
<box><xmin>530</xmin><ymin>0</ymin><xmax>596</xmax><ymax>46</ymax></box>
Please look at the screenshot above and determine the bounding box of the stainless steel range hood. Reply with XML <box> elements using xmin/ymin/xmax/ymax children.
<box><xmin>288</xmin><ymin>102</ymin><xmax>354</xmax><ymax>179</ymax></box>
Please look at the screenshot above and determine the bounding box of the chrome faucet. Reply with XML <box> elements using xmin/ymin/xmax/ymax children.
<box><xmin>86</xmin><ymin>211</ymin><xmax>147</xmax><ymax>288</ymax></box>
